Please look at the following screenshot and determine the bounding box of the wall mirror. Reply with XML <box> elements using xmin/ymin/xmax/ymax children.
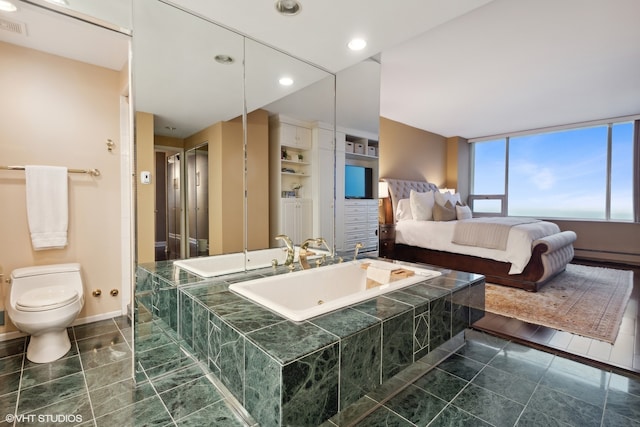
<box><xmin>133</xmin><ymin>0</ymin><xmax>341</xmax><ymax>262</ymax></box>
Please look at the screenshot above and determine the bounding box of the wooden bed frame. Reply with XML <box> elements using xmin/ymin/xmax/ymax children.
<box><xmin>383</xmin><ymin>179</ymin><xmax>577</xmax><ymax>292</ymax></box>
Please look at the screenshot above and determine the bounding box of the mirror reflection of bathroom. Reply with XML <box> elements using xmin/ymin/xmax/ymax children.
<box><xmin>154</xmin><ymin>149</ymin><xmax>181</xmax><ymax>261</ymax></box>
<box><xmin>185</xmin><ymin>143</ymin><xmax>209</xmax><ymax>257</ymax></box>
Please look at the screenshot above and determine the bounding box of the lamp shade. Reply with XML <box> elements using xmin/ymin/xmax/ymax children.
<box><xmin>378</xmin><ymin>181</ymin><xmax>389</xmax><ymax>198</ymax></box>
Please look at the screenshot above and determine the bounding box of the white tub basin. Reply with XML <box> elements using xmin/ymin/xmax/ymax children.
<box><xmin>229</xmin><ymin>259</ymin><xmax>441</xmax><ymax>321</ymax></box>
<box><xmin>173</xmin><ymin>247</ymin><xmax>330</xmax><ymax>278</ymax></box>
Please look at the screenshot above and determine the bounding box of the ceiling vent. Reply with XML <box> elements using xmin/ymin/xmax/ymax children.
<box><xmin>0</xmin><ymin>17</ymin><xmax>27</xmax><ymax>36</ymax></box>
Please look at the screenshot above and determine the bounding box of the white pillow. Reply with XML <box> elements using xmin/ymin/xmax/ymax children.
<box><xmin>456</xmin><ymin>204</ymin><xmax>473</xmax><ymax>220</ymax></box>
<box><xmin>435</xmin><ymin>191</ymin><xmax>462</xmax><ymax>207</ymax></box>
<box><xmin>395</xmin><ymin>198</ymin><xmax>413</xmax><ymax>221</ymax></box>
<box><xmin>409</xmin><ymin>189</ymin><xmax>435</xmax><ymax>221</ymax></box>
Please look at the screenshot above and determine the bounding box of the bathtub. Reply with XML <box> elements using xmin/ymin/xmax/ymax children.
<box><xmin>173</xmin><ymin>247</ymin><xmax>330</xmax><ymax>277</ymax></box>
<box><xmin>229</xmin><ymin>259</ymin><xmax>441</xmax><ymax>321</ymax></box>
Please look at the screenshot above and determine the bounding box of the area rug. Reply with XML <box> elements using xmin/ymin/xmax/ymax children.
<box><xmin>485</xmin><ymin>264</ymin><xmax>634</xmax><ymax>343</ymax></box>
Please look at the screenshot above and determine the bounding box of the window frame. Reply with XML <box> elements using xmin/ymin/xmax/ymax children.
<box><xmin>468</xmin><ymin>117</ymin><xmax>639</xmax><ymax>222</ymax></box>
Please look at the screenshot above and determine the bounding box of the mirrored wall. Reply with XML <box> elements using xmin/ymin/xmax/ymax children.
<box><xmin>133</xmin><ymin>0</ymin><xmax>338</xmax><ymax>261</ymax></box>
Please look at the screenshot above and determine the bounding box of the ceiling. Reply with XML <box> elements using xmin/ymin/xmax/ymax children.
<box><xmin>2</xmin><ymin>0</ymin><xmax>639</xmax><ymax>139</ymax></box>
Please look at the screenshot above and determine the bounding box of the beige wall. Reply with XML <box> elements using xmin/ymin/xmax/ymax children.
<box><xmin>379</xmin><ymin>117</ymin><xmax>447</xmax><ymax>186</ymax></box>
<box><xmin>135</xmin><ymin>111</ymin><xmax>155</xmax><ymax>263</ymax></box>
<box><xmin>142</xmin><ymin>109</ymin><xmax>269</xmax><ymax>256</ymax></box>
<box><xmin>0</xmin><ymin>42</ymin><xmax>125</xmax><ymax>334</ymax></box>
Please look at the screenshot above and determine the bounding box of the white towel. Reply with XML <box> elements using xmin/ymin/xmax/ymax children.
<box><xmin>25</xmin><ymin>165</ymin><xmax>69</xmax><ymax>250</ymax></box>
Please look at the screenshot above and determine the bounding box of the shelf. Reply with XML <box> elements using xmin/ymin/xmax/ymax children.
<box><xmin>281</xmin><ymin>159</ymin><xmax>311</xmax><ymax>166</ymax></box>
<box><xmin>281</xmin><ymin>172</ymin><xmax>309</xmax><ymax>177</ymax></box>
<box><xmin>346</xmin><ymin>152</ymin><xmax>378</xmax><ymax>161</ymax></box>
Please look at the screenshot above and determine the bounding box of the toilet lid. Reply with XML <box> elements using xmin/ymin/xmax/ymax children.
<box><xmin>16</xmin><ymin>286</ymin><xmax>79</xmax><ymax>312</ymax></box>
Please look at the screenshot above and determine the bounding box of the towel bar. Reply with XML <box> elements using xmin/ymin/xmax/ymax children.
<box><xmin>0</xmin><ymin>165</ymin><xmax>100</xmax><ymax>176</ymax></box>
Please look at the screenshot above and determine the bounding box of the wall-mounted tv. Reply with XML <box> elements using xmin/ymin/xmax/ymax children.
<box><xmin>345</xmin><ymin>165</ymin><xmax>373</xmax><ymax>199</ymax></box>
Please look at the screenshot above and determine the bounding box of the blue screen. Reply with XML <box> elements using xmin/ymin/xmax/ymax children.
<box><xmin>344</xmin><ymin>165</ymin><xmax>366</xmax><ymax>199</ymax></box>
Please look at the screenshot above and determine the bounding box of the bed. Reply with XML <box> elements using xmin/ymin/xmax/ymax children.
<box><xmin>383</xmin><ymin>179</ymin><xmax>577</xmax><ymax>292</ymax></box>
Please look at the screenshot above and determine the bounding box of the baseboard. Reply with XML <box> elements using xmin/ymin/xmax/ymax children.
<box><xmin>573</xmin><ymin>249</ymin><xmax>640</xmax><ymax>267</ymax></box>
<box><xmin>0</xmin><ymin>330</ymin><xmax>27</xmax><ymax>342</ymax></box>
<box><xmin>0</xmin><ymin>310</ymin><xmax>127</xmax><ymax>343</ymax></box>
<box><xmin>72</xmin><ymin>310</ymin><xmax>126</xmax><ymax>327</ymax></box>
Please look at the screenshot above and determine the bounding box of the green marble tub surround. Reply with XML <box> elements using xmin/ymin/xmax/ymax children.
<box><xmin>135</xmin><ymin>258</ymin><xmax>484</xmax><ymax>426</ymax></box>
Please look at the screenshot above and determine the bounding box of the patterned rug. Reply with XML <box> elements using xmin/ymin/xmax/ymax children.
<box><xmin>485</xmin><ymin>264</ymin><xmax>634</xmax><ymax>343</ymax></box>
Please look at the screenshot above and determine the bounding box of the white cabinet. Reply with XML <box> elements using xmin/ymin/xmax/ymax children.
<box><xmin>277</xmin><ymin>122</ymin><xmax>311</xmax><ymax>150</ymax></box>
<box><xmin>312</xmin><ymin>126</ymin><xmax>335</xmax><ymax>249</ymax></box>
<box><xmin>280</xmin><ymin>198</ymin><xmax>312</xmax><ymax>244</ymax></box>
<box><xmin>269</xmin><ymin>115</ymin><xmax>314</xmax><ymax>245</ymax></box>
<box><xmin>343</xmin><ymin>199</ymin><xmax>378</xmax><ymax>253</ymax></box>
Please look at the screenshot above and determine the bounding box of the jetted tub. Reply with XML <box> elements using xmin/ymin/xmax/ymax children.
<box><xmin>229</xmin><ymin>259</ymin><xmax>441</xmax><ymax>321</ymax></box>
<box><xmin>173</xmin><ymin>247</ymin><xmax>330</xmax><ymax>277</ymax></box>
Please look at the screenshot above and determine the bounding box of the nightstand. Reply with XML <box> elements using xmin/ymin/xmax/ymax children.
<box><xmin>379</xmin><ymin>223</ymin><xmax>396</xmax><ymax>258</ymax></box>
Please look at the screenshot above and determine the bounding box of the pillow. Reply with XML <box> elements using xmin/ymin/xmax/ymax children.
<box><xmin>395</xmin><ymin>198</ymin><xmax>413</xmax><ymax>221</ymax></box>
<box><xmin>433</xmin><ymin>200</ymin><xmax>457</xmax><ymax>221</ymax></box>
<box><xmin>456</xmin><ymin>204</ymin><xmax>472</xmax><ymax>220</ymax></box>
<box><xmin>409</xmin><ymin>189</ymin><xmax>435</xmax><ymax>221</ymax></box>
<box><xmin>435</xmin><ymin>190</ymin><xmax>462</xmax><ymax>207</ymax></box>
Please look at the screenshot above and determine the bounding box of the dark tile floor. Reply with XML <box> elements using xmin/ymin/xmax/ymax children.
<box><xmin>0</xmin><ymin>316</ymin><xmax>250</xmax><ymax>427</ymax></box>
<box><xmin>324</xmin><ymin>329</ymin><xmax>640</xmax><ymax>427</ymax></box>
<box><xmin>2</xmin><ymin>318</ymin><xmax>640</xmax><ymax>426</ymax></box>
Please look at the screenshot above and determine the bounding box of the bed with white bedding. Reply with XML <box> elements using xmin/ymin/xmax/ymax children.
<box><xmin>384</xmin><ymin>178</ymin><xmax>577</xmax><ymax>292</ymax></box>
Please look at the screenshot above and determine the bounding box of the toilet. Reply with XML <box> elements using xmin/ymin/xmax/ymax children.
<box><xmin>6</xmin><ymin>263</ymin><xmax>84</xmax><ymax>363</ymax></box>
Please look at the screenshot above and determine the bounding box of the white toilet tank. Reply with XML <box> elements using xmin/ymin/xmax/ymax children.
<box><xmin>10</xmin><ymin>263</ymin><xmax>84</xmax><ymax>305</ymax></box>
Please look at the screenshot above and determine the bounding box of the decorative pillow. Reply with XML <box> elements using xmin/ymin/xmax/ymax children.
<box><xmin>433</xmin><ymin>200</ymin><xmax>456</xmax><ymax>221</ymax></box>
<box><xmin>456</xmin><ymin>204</ymin><xmax>473</xmax><ymax>220</ymax></box>
<box><xmin>409</xmin><ymin>189</ymin><xmax>435</xmax><ymax>221</ymax></box>
<box><xmin>395</xmin><ymin>198</ymin><xmax>413</xmax><ymax>221</ymax></box>
<box><xmin>435</xmin><ymin>190</ymin><xmax>462</xmax><ymax>207</ymax></box>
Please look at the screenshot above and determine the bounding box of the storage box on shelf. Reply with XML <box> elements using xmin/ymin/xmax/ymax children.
<box><xmin>345</xmin><ymin>135</ymin><xmax>378</xmax><ymax>160</ymax></box>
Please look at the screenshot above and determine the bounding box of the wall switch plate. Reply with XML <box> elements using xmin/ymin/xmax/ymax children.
<box><xmin>140</xmin><ymin>171</ymin><xmax>151</xmax><ymax>184</ymax></box>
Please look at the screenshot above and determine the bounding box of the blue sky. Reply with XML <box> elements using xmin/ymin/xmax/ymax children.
<box><xmin>473</xmin><ymin>122</ymin><xmax>634</xmax><ymax>219</ymax></box>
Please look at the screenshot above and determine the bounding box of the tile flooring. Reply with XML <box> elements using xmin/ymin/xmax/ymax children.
<box><xmin>0</xmin><ymin>316</ymin><xmax>249</xmax><ymax>427</ymax></box>
<box><xmin>2</xmin><ymin>316</ymin><xmax>640</xmax><ymax>426</ymax></box>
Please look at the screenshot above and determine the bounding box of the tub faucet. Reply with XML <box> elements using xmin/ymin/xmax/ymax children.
<box><xmin>275</xmin><ymin>235</ymin><xmax>295</xmax><ymax>269</ymax></box>
<box><xmin>353</xmin><ymin>242</ymin><xmax>364</xmax><ymax>261</ymax></box>
<box><xmin>299</xmin><ymin>238</ymin><xmax>319</xmax><ymax>270</ymax></box>
<box><xmin>316</xmin><ymin>237</ymin><xmax>334</xmax><ymax>259</ymax></box>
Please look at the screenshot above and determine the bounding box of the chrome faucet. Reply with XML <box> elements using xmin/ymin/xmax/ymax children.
<box><xmin>275</xmin><ymin>235</ymin><xmax>295</xmax><ymax>269</ymax></box>
<box><xmin>299</xmin><ymin>238</ymin><xmax>319</xmax><ymax>270</ymax></box>
<box><xmin>353</xmin><ymin>242</ymin><xmax>364</xmax><ymax>261</ymax></box>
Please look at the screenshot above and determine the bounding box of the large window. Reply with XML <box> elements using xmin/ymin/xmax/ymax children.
<box><xmin>470</xmin><ymin>120</ymin><xmax>637</xmax><ymax>221</ymax></box>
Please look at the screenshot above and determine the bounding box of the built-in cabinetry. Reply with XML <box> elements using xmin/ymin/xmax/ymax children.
<box><xmin>343</xmin><ymin>199</ymin><xmax>379</xmax><ymax>253</ymax></box>
<box><xmin>270</xmin><ymin>115</ymin><xmax>379</xmax><ymax>254</ymax></box>
<box><xmin>335</xmin><ymin>129</ymin><xmax>379</xmax><ymax>255</ymax></box>
<box><xmin>269</xmin><ymin>116</ymin><xmax>314</xmax><ymax>246</ymax></box>
<box><xmin>280</xmin><ymin>198</ymin><xmax>312</xmax><ymax>245</ymax></box>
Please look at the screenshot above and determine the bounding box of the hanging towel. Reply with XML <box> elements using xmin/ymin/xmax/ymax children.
<box><xmin>25</xmin><ymin>165</ymin><xmax>69</xmax><ymax>250</ymax></box>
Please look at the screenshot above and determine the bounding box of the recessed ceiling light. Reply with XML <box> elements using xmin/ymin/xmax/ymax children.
<box><xmin>348</xmin><ymin>38</ymin><xmax>367</xmax><ymax>51</ymax></box>
<box><xmin>275</xmin><ymin>0</ymin><xmax>301</xmax><ymax>16</ymax></box>
<box><xmin>279</xmin><ymin>77</ymin><xmax>294</xmax><ymax>86</ymax></box>
<box><xmin>0</xmin><ymin>1</ymin><xmax>17</xmax><ymax>12</ymax></box>
<box><xmin>214</xmin><ymin>54</ymin><xmax>234</xmax><ymax>65</ymax></box>
<box><xmin>44</xmin><ymin>0</ymin><xmax>69</xmax><ymax>6</ymax></box>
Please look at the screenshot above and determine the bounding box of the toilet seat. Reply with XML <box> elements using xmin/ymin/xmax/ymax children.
<box><xmin>16</xmin><ymin>286</ymin><xmax>79</xmax><ymax>312</ymax></box>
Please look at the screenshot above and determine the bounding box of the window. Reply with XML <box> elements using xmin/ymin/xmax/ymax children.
<box><xmin>470</xmin><ymin>119</ymin><xmax>637</xmax><ymax>221</ymax></box>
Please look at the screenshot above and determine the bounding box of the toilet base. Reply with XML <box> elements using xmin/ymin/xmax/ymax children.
<box><xmin>26</xmin><ymin>329</ymin><xmax>72</xmax><ymax>364</ymax></box>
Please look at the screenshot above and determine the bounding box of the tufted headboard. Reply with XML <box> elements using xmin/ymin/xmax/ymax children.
<box><xmin>382</xmin><ymin>178</ymin><xmax>439</xmax><ymax>218</ymax></box>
